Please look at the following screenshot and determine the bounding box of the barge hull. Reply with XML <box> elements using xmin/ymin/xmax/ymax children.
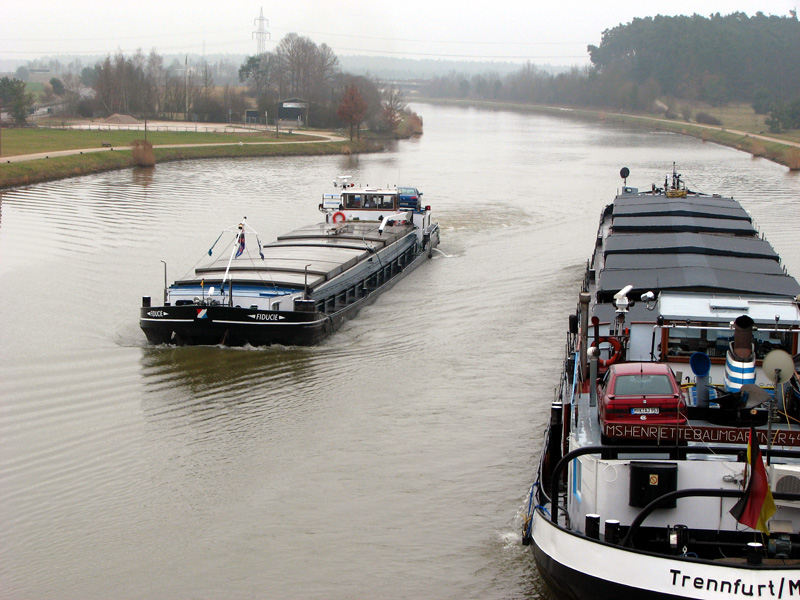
<box><xmin>532</xmin><ymin>509</ymin><xmax>794</xmax><ymax>600</ymax></box>
<box><xmin>140</xmin><ymin>248</ymin><xmax>431</xmax><ymax>346</ymax></box>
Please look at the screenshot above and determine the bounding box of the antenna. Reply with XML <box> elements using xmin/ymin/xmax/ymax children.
<box><xmin>253</xmin><ymin>7</ymin><xmax>271</xmax><ymax>55</ymax></box>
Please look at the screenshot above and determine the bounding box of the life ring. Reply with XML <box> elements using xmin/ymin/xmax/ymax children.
<box><xmin>332</xmin><ymin>211</ymin><xmax>346</xmax><ymax>223</ymax></box>
<box><xmin>590</xmin><ymin>336</ymin><xmax>622</xmax><ymax>367</ymax></box>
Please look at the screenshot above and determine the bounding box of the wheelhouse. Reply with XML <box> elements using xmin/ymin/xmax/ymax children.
<box><xmin>341</xmin><ymin>190</ymin><xmax>398</xmax><ymax>211</ymax></box>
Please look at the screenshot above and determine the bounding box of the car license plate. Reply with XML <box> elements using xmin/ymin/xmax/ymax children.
<box><xmin>631</xmin><ymin>407</ymin><xmax>659</xmax><ymax>415</ymax></box>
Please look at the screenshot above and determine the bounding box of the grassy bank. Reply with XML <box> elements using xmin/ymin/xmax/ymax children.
<box><xmin>0</xmin><ymin>139</ymin><xmax>382</xmax><ymax>190</ymax></box>
<box><xmin>419</xmin><ymin>98</ymin><xmax>800</xmax><ymax>170</ymax></box>
<box><xmin>0</xmin><ymin>127</ymin><xmax>316</xmax><ymax>156</ymax></box>
<box><xmin>597</xmin><ymin>112</ymin><xmax>800</xmax><ymax>171</ymax></box>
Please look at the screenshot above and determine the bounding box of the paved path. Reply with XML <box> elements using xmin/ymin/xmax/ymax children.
<box><xmin>1</xmin><ymin>132</ymin><xmax>348</xmax><ymax>164</ymax></box>
<box><xmin>553</xmin><ymin>106</ymin><xmax>800</xmax><ymax>149</ymax></box>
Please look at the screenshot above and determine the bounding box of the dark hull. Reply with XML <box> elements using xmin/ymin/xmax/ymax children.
<box><xmin>140</xmin><ymin>304</ymin><xmax>332</xmax><ymax>346</ymax></box>
<box><xmin>140</xmin><ymin>248</ymin><xmax>430</xmax><ymax>347</ymax></box>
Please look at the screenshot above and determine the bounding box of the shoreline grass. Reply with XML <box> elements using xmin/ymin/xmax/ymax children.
<box><xmin>0</xmin><ymin>139</ymin><xmax>382</xmax><ymax>190</ymax></box>
<box><xmin>0</xmin><ymin>126</ymin><xmax>319</xmax><ymax>156</ymax></box>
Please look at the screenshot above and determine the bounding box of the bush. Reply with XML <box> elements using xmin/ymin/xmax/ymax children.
<box><xmin>397</xmin><ymin>112</ymin><xmax>423</xmax><ymax>137</ymax></box>
<box><xmin>695</xmin><ymin>112</ymin><xmax>722</xmax><ymax>126</ymax></box>
<box><xmin>752</xmin><ymin>89</ymin><xmax>772</xmax><ymax>115</ymax></box>
<box><xmin>76</xmin><ymin>99</ymin><xmax>96</xmax><ymax>118</ymax></box>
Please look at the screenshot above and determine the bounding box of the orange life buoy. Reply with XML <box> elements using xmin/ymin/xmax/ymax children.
<box><xmin>332</xmin><ymin>211</ymin><xmax>346</xmax><ymax>223</ymax></box>
<box><xmin>590</xmin><ymin>336</ymin><xmax>623</xmax><ymax>367</ymax></box>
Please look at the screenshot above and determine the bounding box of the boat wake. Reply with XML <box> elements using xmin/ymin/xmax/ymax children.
<box><xmin>432</xmin><ymin>248</ymin><xmax>454</xmax><ymax>258</ymax></box>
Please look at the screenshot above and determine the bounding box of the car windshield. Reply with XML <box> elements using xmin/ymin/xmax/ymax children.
<box><xmin>398</xmin><ymin>187</ymin><xmax>416</xmax><ymax>195</ymax></box>
<box><xmin>613</xmin><ymin>374</ymin><xmax>674</xmax><ymax>396</ymax></box>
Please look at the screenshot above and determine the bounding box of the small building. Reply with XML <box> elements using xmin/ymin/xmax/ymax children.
<box><xmin>245</xmin><ymin>109</ymin><xmax>263</xmax><ymax>124</ymax></box>
<box><xmin>278</xmin><ymin>98</ymin><xmax>307</xmax><ymax>126</ymax></box>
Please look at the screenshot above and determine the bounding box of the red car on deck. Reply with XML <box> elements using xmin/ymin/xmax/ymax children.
<box><xmin>598</xmin><ymin>362</ymin><xmax>686</xmax><ymax>427</ymax></box>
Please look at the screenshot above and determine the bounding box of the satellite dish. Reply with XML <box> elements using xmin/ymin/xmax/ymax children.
<box><xmin>762</xmin><ymin>349</ymin><xmax>795</xmax><ymax>384</ymax></box>
<box><xmin>739</xmin><ymin>384</ymin><xmax>771</xmax><ymax>408</ymax></box>
<box><xmin>620</xmin><ymin>167</ymin><xmax>630</xmax><ymax>180</ymax></box>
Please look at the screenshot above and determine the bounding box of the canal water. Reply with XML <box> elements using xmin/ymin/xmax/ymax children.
<box><xmin>1</xmin><ymin>104</ymin><xmax>798</xmax><ymax>600</ymax></box>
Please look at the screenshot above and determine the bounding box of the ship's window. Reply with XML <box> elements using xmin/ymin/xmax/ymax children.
<box><xmin>704</xmin><ymin>329</ymin><xmax>734</xmax><ymax>358</ymax></box>
<box><xmin>344</xmin><ymin>194</ymin><xmax>363</xmax><ymax>209</ymax></box>
<box><xmin>272</xmin><ymin>301</ymin><xmax>280</xmax><ymax>311</ymax></box>
<box><xmin>666</xmin><ymin>323</ymin><xmax>793</xmax><ymax>359</ymax></box>
<box><xmin>666</xmin><ymin>327</ymin><xmax>703</xmax><ymax>357</ymax></box>
<box><xmin>753</xmin><ymin>329</ymin><xmax>793</xmax><ymax>359</ymax></box>
<box><xmin>376</xmin><ymin>194</ymin><xmax>395</xmax><ymax>210</ymax></box>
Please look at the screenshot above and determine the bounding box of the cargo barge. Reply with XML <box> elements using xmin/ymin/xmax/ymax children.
<box><xmin>523</xmin><ymin>165</ymin><xmax>800</xmax><ymax>599</ymax></box>
<box><xmin>140</xmin><ymin>181</ymin><xmax>439</xmax><ymax>346</ymax></box>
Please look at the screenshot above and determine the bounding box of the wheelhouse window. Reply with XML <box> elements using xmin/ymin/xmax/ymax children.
<box><xmin>665</xmin><ymin>322</ymin><xmax>795</xmax><ymax>360</ymax></box>
<box><xmin>343</xmin><ymin>194</ymin><xmax>363</xmax><ymax>209</ymax></box>
<box><xmin>753</xmin><ymin>329</ymin><xmax>794</xmax><ymax>359</ymax></box>
<box><xmin>342</xmin><ymin>193</ymin><xmax>396</xmax><ymax>210</ymax></box>
<box><xmin>361</xmin><ymin>194</ymin><xmax>395</xmax><ymax>210</ymax></box>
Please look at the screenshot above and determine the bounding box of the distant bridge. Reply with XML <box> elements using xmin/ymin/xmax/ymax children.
<box><xmin>377</xmin><ymin>79</ymin><xmax>428</xmax><ymax>96</ymax></box>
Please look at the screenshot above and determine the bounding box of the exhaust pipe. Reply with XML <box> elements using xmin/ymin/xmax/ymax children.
<box><xmin>726</xmin><ymin>315</ymin><xmax>757</xmax><ymax>392</ymax></box>
<box><xmin>732</xmin><ymin>315</ymin><xmax>755</xmax><ymax>360</ymax></box>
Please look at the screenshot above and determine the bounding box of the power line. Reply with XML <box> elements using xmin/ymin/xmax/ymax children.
<box><xmin>0</xmin><ymin>19</ymin><xmax>591</xmax><ymax>61</ymax></box>
<box><xmin>2</xmin><ymin>26</ymin><xmax>590</xmax><ymax>52</ymax></box>
<box><xmin>269</xmin><ymin>26</ymin><xmax>590</xmax><ymax>46</ymax></box>
<box><xmin>2</xmin><ymin>27</ymin><xmax>588</xmax><ymax>48</ymax></box>
<box><xmin>2</xmin><ymin>27</ymin><xmax>249</xmax><ymax>43</ymax></box>
<box><xmin>329</xmin><ymin>46</ymin><xmax>588</xmax><ymax>60</ymax></box>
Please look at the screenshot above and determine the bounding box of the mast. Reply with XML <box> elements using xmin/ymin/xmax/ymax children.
<box><xmin>220</xmin><ymin>219</ymin><xmax>246</xmax><ymax>305</ymax></box>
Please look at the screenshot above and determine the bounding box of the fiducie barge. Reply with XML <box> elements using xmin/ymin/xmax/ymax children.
<box><xmin>140</xmin><ymin>180</ymin><xmax>439</xmax><ymax>346</ymax></box>
<box><xmin>523</xmin><ymin>165</ymin><xmax>800</xmax><ymax>599</ymax></box>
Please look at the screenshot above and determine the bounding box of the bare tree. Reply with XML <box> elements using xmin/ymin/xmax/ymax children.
<box><xmin>273</xmin><ymin>33</ymin><xmax>338</xmax><ymax>102</ymax></box>
<box><xmin>309</xmin><ymin>43</ymin><xmax>339</xmax><ymax>102</ymax></box>
<box><xmin>337</xmin><ymin>83</ymin><xmax>367</xmax><ymax>140</ymax></box>
<box><xmin>61</xmin><ymin>72</ymin><xmax>82</xmax><ymax>114</ymax></box>
<box><xmin>274</xmin><ymin>33</ymin><xmax>308</xmax><ymax>97</ymax></box>
<box><xmin>380</xmin><ymin>85</ymin><xmax>406</xmax><ymax>132</ymax></box>
<box><xmin>222</xmin><ymin>84</ymin><xmax>248</xmax><ymax>122</ymax></box>
<box><xmin>145</xmin><ymin>49</ymin><xmax>164</xmax><ymax>117</ymax></box>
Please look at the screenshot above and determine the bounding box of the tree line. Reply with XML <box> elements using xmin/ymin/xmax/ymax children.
<box><xmin>423</xmin><ymin>11</ymin><xmax>800</xmax><ymax>128</ymax></box>
<box><xmin>4</xmin><ymin>33</ymin><xmax>415</xmax><ymax>137</ymax></box>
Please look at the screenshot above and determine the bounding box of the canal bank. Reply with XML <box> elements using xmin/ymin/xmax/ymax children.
<box><xmin>0</xmin><ymin>136</ymin><xmax>383</xmax><ymax>190</ymax></box>
<box><xmin>418</xmin><ymin>98</ymin><xmax>800</xmax><ymax>171</ymax></box>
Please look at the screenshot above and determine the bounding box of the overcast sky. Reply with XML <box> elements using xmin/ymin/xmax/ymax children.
<box><xmin>2</xmin><ymin>0</ymin><xmax>797</xmax><ymax>66</ymax></box>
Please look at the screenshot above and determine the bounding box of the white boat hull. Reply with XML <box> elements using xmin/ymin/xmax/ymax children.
<box><xmin>531</xmin><ymin>508</ymin><xmax>800</xmax><ymax>600</ymax></box>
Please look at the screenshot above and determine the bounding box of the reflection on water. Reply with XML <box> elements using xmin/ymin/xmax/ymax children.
<box><xmin>131</xmin><ymin>166</ymin><xmax>156</xmax><ymax>187</ymax></box>
<box><xmin>140</xmin><ymin>344</ymin><xmax>316</xmax><ymax>393</ymax></box>
<box><xmin>1</xmin><ymin>103</ymin><xmax>799</xmax><ymax>600</ymax></box>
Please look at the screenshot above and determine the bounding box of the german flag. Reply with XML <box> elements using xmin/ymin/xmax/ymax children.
<box><xmin>730</xmin><ymin>427</ymin><xmax>776</xmax><ymax>534</ymax></box>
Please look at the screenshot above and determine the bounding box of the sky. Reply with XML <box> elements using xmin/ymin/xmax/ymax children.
<box><xmin>2</xmin><ymin>0</ymin><xmax>797</xmax><ymax>67</ymax></box>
